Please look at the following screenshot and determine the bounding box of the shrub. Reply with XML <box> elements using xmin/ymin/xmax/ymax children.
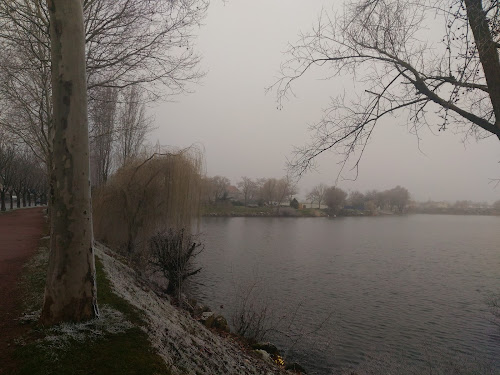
<box><xmin>231</xmin><ymin>280</ymin><xmax>276</xmax><ymax>342</ymax></box>
<box><xmin>279</xmin><ymin>207</ymin><xmax>299</xmax><ymax>217</ymax></box>
<box><xmin>92</xmin><ymin>148</ymin><xmax>203</xmax><ymax>261</ymax></box>
<box><xmin>149</xmin><ymin>228</ymin><xmax>203</xmax><ymax>297</ymax></box>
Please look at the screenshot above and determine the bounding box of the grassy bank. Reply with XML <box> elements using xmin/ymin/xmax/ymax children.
<box><xmin>14</xmin><ymin>237</ymin><xmax>170</xmax><ymax>375</ymax></box>
<box><xmin>13</xmin><ymin>237</ymin><xmax>287</xmax><ymax>375</ymax></box>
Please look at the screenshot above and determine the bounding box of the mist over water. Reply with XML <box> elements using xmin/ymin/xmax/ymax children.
<box><xmin>192</xmin><ymin>215</ymin><xmax>500</xmax><ymax>375</ymax></box>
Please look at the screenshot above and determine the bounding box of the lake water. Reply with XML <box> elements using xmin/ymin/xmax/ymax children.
<box><xmin>191</xmin><ymin>215</ymin><xmax>500</xmax><ymax>374</ymax></box>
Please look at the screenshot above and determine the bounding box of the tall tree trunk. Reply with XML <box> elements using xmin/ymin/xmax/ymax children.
<box><xmin>9</xmin><ymin>191</ymin><xmax>13</xmax><ymax>210</ymax></box>
<box><xmin>15</xmin><ymin>190</ymin><xmax>21</xmax><ymax>208</ymax></box>
<box><xmin>41</xmin><ymin>0</ymin><xmax>98</xmax><ymax>324</ymax></box>
<box><xmin>22</xmin><ymin>191</ymin><xmax>26</xmax><ymax>207</ymax></box>
<box><xmin>464</xmin><ymin>0</ymin><xmax>500</xmax><ymax>130</ymax></box>
<box><xmin>1</xmin><ymin>190</ymin><xmax>6</xmax><ymax>211</ymax></box>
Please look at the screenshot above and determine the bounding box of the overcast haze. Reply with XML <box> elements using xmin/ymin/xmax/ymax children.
<box><xmin>151</xmin><ymin>0</ymin><xmax>500</xmax><ymax>203</ymax></box>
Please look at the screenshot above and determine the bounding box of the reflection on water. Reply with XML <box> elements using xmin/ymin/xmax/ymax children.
<box><xmin>190</xmin><ymin>215</ymin><xmax>500</xmax><ymax>375</ymax></box>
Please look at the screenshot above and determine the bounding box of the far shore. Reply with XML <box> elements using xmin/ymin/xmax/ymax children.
<box><xmin>202</xmin><ymin>205</ymin><xmax>500</xmax><ymax>218</ymax></box>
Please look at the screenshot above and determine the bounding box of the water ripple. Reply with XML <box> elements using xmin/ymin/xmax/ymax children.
<box><xmin>193</xmin><ymin>215</ymin><xmax>500</xmax><ymax>374</ymax></box>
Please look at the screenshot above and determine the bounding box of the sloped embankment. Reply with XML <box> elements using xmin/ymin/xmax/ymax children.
<box><xmin>96</xmin><ymin>244</ymin><xmax>284</xmax><ymax>375</ymax></box>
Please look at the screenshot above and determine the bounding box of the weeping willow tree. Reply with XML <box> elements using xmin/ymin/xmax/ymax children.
<box><xmin>93</xmin><ymin>146</ymin><xmax>204</xmax><ymax>260</ymax></box>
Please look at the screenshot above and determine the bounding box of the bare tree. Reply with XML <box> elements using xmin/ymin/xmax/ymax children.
<box><xmin>208</xmin><ymin>175</ymin><xmax>231</xmax><ymax>203</ymax></box>
<box><xmin>24</xmin><ymin>155</ymin><xmax>48</xmax><ymax>206</ymax></box>
<box><xmin>83</xmin><ymin>0</ymin><xmax>207</xmax><ymax>99</ymax></box>
<box><xmin>275</xmin><ymin>176</ymin><xmax>297</xmax><ymax>213</ymax></box>
<box><xmin>0</xmin><ymin>142</ymin><xmax>50</xmax><ymax>210</ymax></box>
<box><xmin>237</xmin><ymin>176</ymin><xmax>258</xmax><ymax>206</ymax></box>
<box><xmin>259</xmin><ymin>178</ymin><xmax>278</xmax><ymax>205</ymax></box>
<box><xmin>324</xmin><ymin>186</ymin><xmax>347</xmax><ymax>215</ymax></box>
<box><xmin>0</xmin><ymin>0</ymin><xmax>208</xmax><ymax>325</ymax></box>
<box><xmin>309</xmin><ymin>183</ymin><xmax>328</xmax><ymax>209</ymax></box>
<box><xmin>41</xmin><ymin>0</ymin><xmax>97</xmax><ymax>324</ymax></box>
<box><xmin>116</xmin><ymin>86</ymin><xmax>151</xmax><ymax>167</ymax></box>
<box><xmin>493</xmin><ymin>199</ymin><xmax>500</xmax><ymax>211</ymax></box>
<box><xmin>285</xmin><ymin>176</ymin><xmax>299</xmax><ymax>201</ymax></box>
<box><xmin>149</xmin><ymin>228</ymin><xmax>203</xmax><ymax>297</ymax></box>
<box><xmin>364</xmin><ymin>189</ymin><xmax>380</xmax><ymax>214</ymax></box>
<box><xmin>0</xmin><ymin>3</ymin><xmax>52</xmax><ymax>164</ymax></box>
<box><xmin>347</xmin><ymin>190</ymin><xmax>366</xmax><ymax>210</ymax></box>
<box><xmin>0</xmin><ymin>0</ymin><xmax>207</xmax><ymax>167</ymax></box>
<box><xmin>306</xmin><ymin>191</ymin><xmax>316</xmax><ymax>208</ymax></box>
<box><xmin>386</xmin><ymin>185</ymin><xmax>410</xmax><ymax>213</ymax></box>
<box><xmin>271</xmin><ymin>0</ymin><xmax>500</xmax><ymax>178</ymax></box>
<box><xmin>231</xmin><ymin>279</ymin><xmax>277</xmax><ymax>342</ymax></box>
<box><xmin>11</xmin><ymin>151</ymin><xmax>28</xmax><ymax>209</ymax></box>
<box><xmin>254</xmin><ymin>177</ymin><xmax>268</xmax><ymax>205</ymax></box>
<box><xmin>0</xmin><ymin>144</ymin><xmax>16</xmax><ymax>211</ymax></box>
<box><xmin>31</xmin><ymin>162</ymin><xmax>47</xmax><ymax>205</ymax></box>
<box><xmin>9</xmin><ymin>150</ymin><xmax>25</xmax><ymax>209</ymax></box>
<box><xmin>89</xmin><ymin>86</ymin><xmax>118</xmax><ymax>186</ymax></box>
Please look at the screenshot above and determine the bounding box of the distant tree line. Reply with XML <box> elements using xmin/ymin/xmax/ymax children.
<box><xmin>310</xmin><ymin>185</ymin><xmax>411</xmax><ymax>215</ymax></box>
<box><xmin>0</xmin><ymin>139</ymin><xmax>47</xmax><ymax>211</ymax></box>
<box><xmin>202</xmin><ymin>175</ymin><xmax>298</xmax><ymax>212</ymax></box>
<box><xmin>190</xmin><ymin>175</ymin><xmax>499</xmax><ymax>217</ymax></box>
<box><xmin>0</xmin><ymin>84</ymin><xmax>154</xmax><ymax>213</ymax></box>
<box><xmin>413</xmin><ymin>199</ymin><xmax>500</xmax><ymax>215</ymax></box>
<box><xmin>201</xmin><ymin>175</ymin><xmax>411</xmax><ymax>216</ymax></box>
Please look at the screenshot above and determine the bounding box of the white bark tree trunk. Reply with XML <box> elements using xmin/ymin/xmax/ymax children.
<box><xmin>41</xmin><ymin>0</ymin><xmax>98</xmax><ymax>324</ymax></box>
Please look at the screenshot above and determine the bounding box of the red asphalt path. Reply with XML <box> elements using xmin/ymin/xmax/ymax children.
<box><xmin>0</xmin><ymin>207</ymin><xmax>45</xmax><ymax>374</ymax></box>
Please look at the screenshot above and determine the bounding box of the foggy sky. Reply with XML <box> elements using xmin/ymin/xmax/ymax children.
<box><xmin>151</xmin><ymin>0</ymin><xmax>500</xmax><ymax>203</ymax></box>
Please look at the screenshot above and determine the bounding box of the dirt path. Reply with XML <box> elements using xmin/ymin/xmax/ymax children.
<box><xmin>0</xmin><ymin>208</ymin><xmax>45</xmax><ymax>374</ymax></box>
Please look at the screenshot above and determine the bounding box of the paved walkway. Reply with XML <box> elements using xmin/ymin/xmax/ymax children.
<box><xmin>0</xmin><ymin>207</ymin><xmax>45</xmax><ymax>374</ymax></box>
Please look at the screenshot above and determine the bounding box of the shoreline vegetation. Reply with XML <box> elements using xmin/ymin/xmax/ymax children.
<box><xmin>202</xmin><ymin>179</ymin><xmax>500</xmax><ymax>219</ymax></box>
<box><xmin>15</xmin><ymin>233</ymin><xmax>299</xmax><ymax>375</ymax></box>
<box><xmin>202</xmin><ymin>205</ymin><xmax>500</xmax><ymax>218</ymax></box>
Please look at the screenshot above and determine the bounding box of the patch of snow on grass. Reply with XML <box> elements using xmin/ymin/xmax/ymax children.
<box><xmin>43</xmin><ymin>306</ymin><xmax>133</xmax><ymax>348</ymax></box>
<box><xmin>95</xmin><ymin>242</ymin><xmax>283</xmax><ymax>375</ymax></box>
<box><xmin>19</xmin><ymin>309</ymin><xmax>42</xmax><ymax>324</ymax></box>
<box><xmin>24</xmin><ymin>245</ymin><xmax>49</xmax><ymax>269</ymax></box>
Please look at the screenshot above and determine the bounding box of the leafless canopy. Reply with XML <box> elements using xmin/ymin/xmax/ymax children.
<box><xmin>0</xmin><ymin>0</ymin><xmax>207</xmax><ymax>164</ymax></box>
<box><xmin>84</xmin><ymin>0</ymin><xmax>208</xmax><ymax>99</ymax></box>
<box><xmin>271</xmin><ymin>0</ymin><xmax>500</xmax><ymax>178</ymax></box>
<box><xmin>0</xmin><ymin>1</ymin><xmax>52</xmax><ymax>162</ymax></box>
